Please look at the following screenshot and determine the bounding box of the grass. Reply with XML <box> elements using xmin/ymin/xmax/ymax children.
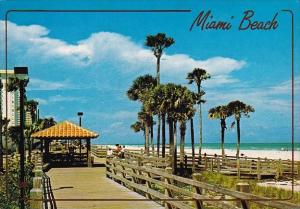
<box><xmin>150</xmin><ymin>171</ymin><xmax>299</xmax><ymax>209</ymax></box>
<box><xmin>201</xmin><ymin>171</ymin><xmax>300</xmax><ymax>208</ymax></box>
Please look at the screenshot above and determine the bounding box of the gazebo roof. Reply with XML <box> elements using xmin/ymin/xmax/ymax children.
<box><xmin>31</xmin><ymin>120</ymin><xmax>99</xmax><ymax>139</ymax></box>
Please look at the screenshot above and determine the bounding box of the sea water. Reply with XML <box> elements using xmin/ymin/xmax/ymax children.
<box><xmin>96</xmin><ymin>142</ymin><xmax>300</xmax><ymax>151</ymax></box>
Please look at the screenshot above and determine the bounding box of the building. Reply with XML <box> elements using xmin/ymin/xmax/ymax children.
<box><xmin>0</xmin><ymin>67</ymin><xmax>28</xmax><ymax>127</ymax></box>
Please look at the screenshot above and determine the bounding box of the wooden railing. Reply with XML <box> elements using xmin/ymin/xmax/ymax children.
<box><xmin>91</xmin><ymin>146</ymin><xmax>107</xmax><ymax>158</ymax></box>
<box><xmin>122</xmin><ymin>150</ymin><xmax>300</xmax><ymax>180</ymax></box>
<box><xmin>30</xmin><ymin>152</ymin><xmax>56</xmax><ymax>209</ymax></box>
<box><xmin>106</xmin><ymin>157</ymin><xmax>299</xmax><ymax>209</ymax></box>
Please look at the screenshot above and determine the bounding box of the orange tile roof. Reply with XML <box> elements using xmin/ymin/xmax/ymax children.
<box><xmin>31</xmin><ymin>120</ymin><xmax>99</xmax><ymax>139</ymax></box>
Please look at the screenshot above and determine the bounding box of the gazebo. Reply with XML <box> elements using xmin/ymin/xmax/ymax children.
<box><xmin>31</xmin><ymin>120</ymin><xmax>99</xmax><ymax>167</ymax></box>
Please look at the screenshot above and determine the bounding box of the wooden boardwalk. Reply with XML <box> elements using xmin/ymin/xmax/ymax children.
<box><xmin>47</xmin><ymin>157</ymin><xmax>164</xmax><ymax>209</ymax></box>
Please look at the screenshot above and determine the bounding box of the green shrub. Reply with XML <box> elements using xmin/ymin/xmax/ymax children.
<box><xmin>0</xmin><ymin>158</ymin><xmax>34</xmax><ymax>209</ymax></box>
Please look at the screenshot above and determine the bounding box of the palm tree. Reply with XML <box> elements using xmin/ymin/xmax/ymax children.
<box><xmin>145</xmin><ymin>33</ymin><xmax>174</xmax><ymax>158</ymax></box>
<box><xmin>131</xmin><ymin>121</ymin><xmax>146</xmax><ymax>150</ymax></box>
<box><xmin>138</xmin><ymin>108</ymin><xmax>152</xmax><ymax>155</ymax></box>
<box><xmin>142</xmin><ymin>84</ymin><xmax>169</xmax><ymax>157</ymax></box>
<box><xmin>24</xmin><ymin>100</ymin><xmax>38</xmax><ymax>162</ymax></box>
<box><xmin>208</xmin><ymin>105</ymin><xmax>230</xmax><ymax>158</ymax></box>
<box><xmin>227</xmin><ymin>100</ymin><xmax>255</xmax><ymax>158</ymax></box>
<box><xmin>175</xmin><ymin>87</ymin><xmax>196</xmax><ymax>175</ymax></box>
<box><xmin>131</xmin><ymin>121</ymin><xmax>144</xmax><ymax>133</ymax></box>
<box><xmin>7</xmin><ymin>126</ymin><xmax>22</xmax><ymax>153</ymax></box>
<box><xmin>127</xmin><ymin>74</ymin><xmax>157</xmax><ymax>101</ymax></box>
<box><xmin>145</xmin><ymin>33</ymin><xmax>175</xmax><ymax>84</ymax></box>
<box><xmin>187</xmin><ymin>68</ymin><xmax>210</xmax><ymax>163</ymax></box>
<box><xmin>25</xmin><ymin>100</ymin><xmax>39</xmax><ymax>125</ymax></box>
<box><xmin>127</xmin><ymin>75</ymin><xmax>157</xmax><ymax>153</ymax></box>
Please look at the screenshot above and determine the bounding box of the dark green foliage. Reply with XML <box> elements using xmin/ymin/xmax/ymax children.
<box><xmin>127</xmin><ymin>74</ymin><xmax>157</xmax><ymax>101</ymax></box>
<box><xmin>0</xmin><ymin>159</ymin><xmax>34</xmax><ymax>209</ymax></box>
<box><xmin>145</xmin><ymin>33</ymin><xmax>175</xmax><ymax>58</ymax></box>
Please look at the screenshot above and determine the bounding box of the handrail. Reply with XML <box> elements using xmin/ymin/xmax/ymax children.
<box><xmin>106</xmin><ymin>157</ymin><xmax>299</xmax><ymax>209</ymax></box>
<box><xmin>42</xmin><ymin>173</ymin><xmax>57</xmax><ymax>209</ymax></box>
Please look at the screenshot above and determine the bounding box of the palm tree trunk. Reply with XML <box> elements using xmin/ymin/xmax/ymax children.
<box><xmin>236</xmin><ymin>119</ymin><xmax>240</xmax><ymax>158</ymax></box>
<box><xmin>198</xmin><ymin>85</ymin><xmax>203</xmax><ymax>164</ymax></box>
<box><xmin>221</xmin><ymin>119</ymin><xmax>225</xmax><ymax>159</ymax></box>
<box><xmin>145</xmin><ymin>125</ymin><xmax>150</xmax><ymax>155</ymax></box>
<box><xmin>0</xmin><ymin>137</ymin><xmax>3</xmax><ymax>171</ymax></box>
<box><xmin>143</xmin><ymin>130</ymin><xmax>146</xmax><ymax>152</ymax></box>
<box><xmin>150</xmin><ymin>118</ymin><xmax>154</xmax><ymax>154</ymax></box>
<box><xmin>173</xmin><ymin>121</ymin><xmax>177</xmax><ymax>175</ymax></box>
<box><xmin>156</xmin><ymin>55</ymin><xmax>161</xmax><ymax>84</ymax></box>
<box><xmin>180</xmin><ymin>121</ymin><xmax>186</xmax><ymax>176</ymax></box>
<box><xmin>190</xmin><ymin>118</ymin><xmax>195</xmax><ymax>171</ymax></box>
<box><xmin>168</xmin><ymin>118</ymin><xmax>173</xmax><ymax>156</ymax></box>
<box><xmin>156</xmin><ymin>114</ymin><xmax>160</xmax><ymax>156</ymax></box>
<box><xmin>161</xmin><ymin>113</ymin><xmax>166</xmax><ymax>157</ymax></box>
<box><xmin>156</xmin><ymin>56</ymin><xmax>161</xmax><ymax>157</ymax></box>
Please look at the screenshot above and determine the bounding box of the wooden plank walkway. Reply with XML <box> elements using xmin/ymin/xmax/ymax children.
<box><xmin>47</xmin><ymin>158</ymin><xmax>164</xmax><ymax>209</ymax></box>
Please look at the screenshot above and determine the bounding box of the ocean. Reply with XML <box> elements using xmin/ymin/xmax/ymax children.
<box><xmin>95</xmin><ymin>142</ymin><xmax>300</xmax><ymax>151</ymax></box>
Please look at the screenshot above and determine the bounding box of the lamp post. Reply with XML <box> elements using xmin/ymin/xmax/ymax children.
<box><xmin>77</xmin><ymin>112</ymin><xmax>83</xmax><ymax>160</ymax></box>
<box><xmin>8</xmin><ymin>67</ymin><xmax>28</xmax><ymax>209</ymax></box>
<box><xmin>78</xmin><ymin>112</ymin><xmax>83</xmax><ymax>127</ymax></box>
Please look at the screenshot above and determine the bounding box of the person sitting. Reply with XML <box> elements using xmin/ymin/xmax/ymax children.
<box><xmin>107</xmin><ymin>148</ymin><xmax>113</xmax><ymax>157</ymax></box>
<box><xmin>120</xmin><ymin>146</ymin><xmax>125</xmax><ymax>158</ymax></box>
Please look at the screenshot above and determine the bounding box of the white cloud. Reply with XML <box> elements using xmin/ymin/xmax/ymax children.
<box><xmin>270</xmin><ymin>76</ymin><xmax>300</xmax><ymax>94</ymax></box>
<box><xmin>87</xmin><ymin>110</ymin><xmax>137</xmax><ymax>121</ymax></box>
<box><xmin>48</xmin><ymin>95</ymin><xmax>83</xmax><ymax>103</ymax></box>
<box><xmin>28</xmin><ymin>78</ymin><xmax>71</xmax><ymax>90</ymax></box>
<box><xmin>207</xmin><ymin>77</ymin><xmax>300</xmax><ymax>113</ymax></box>
<box><xmin>35</xmin><ymin>98</ymin><xmax>48</xmax><ymax>105</ymax></box>
<box><xmin>0</xmin><ymin>21</ymin><xmax>246</xmax><ymax>87</ymax></box>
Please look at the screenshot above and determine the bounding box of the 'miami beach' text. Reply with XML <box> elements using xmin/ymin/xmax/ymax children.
<box><xmin>189</xmin><ymin>10</ymin><xmax>279</xmax><ymax>31</ymax></box>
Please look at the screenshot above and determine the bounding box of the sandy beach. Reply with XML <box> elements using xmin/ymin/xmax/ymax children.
<box><xmin>98</xmin><ymin>145</ymin><xmax>300</xmax><ymax>161</ymax></box>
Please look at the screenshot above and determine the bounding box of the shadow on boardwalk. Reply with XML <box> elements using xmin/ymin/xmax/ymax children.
<box><xmin>47</xmin><ymin>158</ymin><xmax>164</xmax><ymax>209</ymax></box>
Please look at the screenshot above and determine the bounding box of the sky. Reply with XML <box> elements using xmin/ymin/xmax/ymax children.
<box><xmin>0</xmin><ymin>0</ymin><xmax>299</xmax><ymax>145</ymax></box>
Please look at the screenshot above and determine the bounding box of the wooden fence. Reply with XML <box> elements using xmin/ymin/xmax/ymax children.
<box><xmin>123</xmin><ymin>150</ymin><xmax>300</xmax><ymax>180</ymax></box>
<box><xmin>106</xmin><ymin>157</ymin><xmax>299</xmax><ymax>209</ymax></box>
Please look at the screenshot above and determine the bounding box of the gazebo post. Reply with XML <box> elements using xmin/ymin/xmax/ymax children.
<box><xmin>80</xmin><ymin>139</ymin><xmax>82</xmax><ymax>162</ymax></box>
<box><xmin>45</xmin><ymin>141</ymin><xmax>50</xmax><ymax>163</ymax></box>
<box><xmin>87</xmin><ymin>138</ymin><xmax>91</xmax><ymax>167</ymax></box>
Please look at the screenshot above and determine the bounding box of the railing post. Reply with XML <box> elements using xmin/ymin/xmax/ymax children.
<box><xmin>30</xmin><ymin>165</ymin><xmax>43</xmax><ymax>209</ymax></box>
<box><xmin>236</xmin><ymin>182</ymin><xmax>250</xmax><ymax>209</ymax></box>
<box><xmin>30</xmin><ymin>188</ymin><xmax>43</xmax><ymax>209</ymax></box>
<box><xmin>145</xmin><ymin>163</ymin><xmax>153</xmax><ymax>200</ymax></box>
<box><xmin>217</xmin><ymin>156</ymin><xmax>220</xmax><ymax>172</ymax></box>
<box><xmin>257</xmin><ymin>157</ymin><xmax>261</xmax><ymax>180</ymax></box>
<box><xmin>237</xmin><ymin>158</ymin><xmax>241</xmax><ymax>179</ymax></box>
<box><xmin>279</xmin><ymin>159</ymin><xmax>283</xmax><ymax>177</ymax></box>
<box><xmin>164</xmin><ymin>167</ymin><xmax>173</xmax><ymax>209</ymax></box>
<box><xmin>297</xmin><ymin>161</ymin><xmax>300</xmax><ymax>178</ymax></box>
<box><xmin>184</xmin><ymin>154</ymin><xmax>188</xmax><ymax>170</ymax></box>
<box><xmin>105</xmin><ymin>157</ymin><xmax>111</xmax><ymax>178</ymax></box>
<box><xmin>192</xmin><ymin>173</ymin><xmax>204</xmax><ymax>209</ymax></box>
<box><xmin>204</xmin><ymin>154</ymin><xmax>208</xmax><ymax>170</ymax></box>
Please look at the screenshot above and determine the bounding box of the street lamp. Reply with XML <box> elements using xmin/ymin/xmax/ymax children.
<box><xmin>77</xmin><ymin>112</ymin><xmax>83</xmax><ymax>127</ymax></box>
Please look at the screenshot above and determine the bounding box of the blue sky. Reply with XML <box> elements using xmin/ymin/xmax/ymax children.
<box><xmin>0</xmin><ymin>0</ymin><xmax>299</xmax><ymax>145</ymax></box>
